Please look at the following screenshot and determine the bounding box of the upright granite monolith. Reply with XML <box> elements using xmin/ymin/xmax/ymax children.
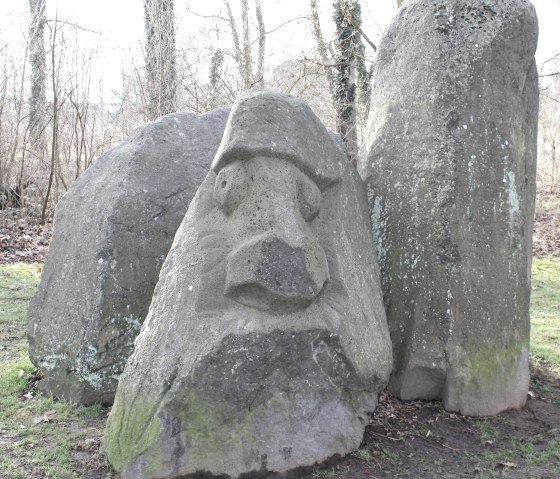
<box><xmin>358</xmin><ymin>0</ymin><xmax>538</xmax><ymax>416</ymax></box>
<box><xmin>28</xmin><ymin>108</ymin><xmax>230</xmax><ymax>405</ymax></box>
<box><xmin>104</xmin><ymin>91</ymin><xmax>392</xmax><ymax>479</ymax></box>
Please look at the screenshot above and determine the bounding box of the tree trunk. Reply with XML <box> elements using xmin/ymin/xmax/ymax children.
<box><xmin>255</xmin><ymin>0</ymin><xmax>265</xmax><ymax>87</ymax></box>
<box><xmin>28</xmin><ymin>0</ymin><xmax>47</xmax><ymax>194</ymax></box>
<box><xmin>332</xmin><ymin>0</ymin><xmax>361</xmax><ymax>166</ymax></box>
<box><xmin>41</xmin><ymin>18</ymin><xmax>58</xmax><ymax>224</ymax></box>
<box><xmin>144</xmin><ymin>0</ymin><xmax>177</xmax><ymax>120</ymax></box>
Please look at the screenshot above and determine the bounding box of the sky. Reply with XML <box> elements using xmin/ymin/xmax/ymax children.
<box><xmin>0</xmin><ymin>0</ymin><xmax>558</xmax><ymax>100</ymax></box>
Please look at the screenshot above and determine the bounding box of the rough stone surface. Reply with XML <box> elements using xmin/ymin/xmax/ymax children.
<box><xmin>104</xmin><ymin>91</ymin><xmax>392</xmax><ymax>479</ymax></box>
<box><xmin>358</xmin><ymin>0</ymin><xmax>538</xmax><ymax>416</ymax></box>
<box><xmin>27</xmin><ymin>108</ymin><xmax>230</xmax><ymax>405</ymax></box>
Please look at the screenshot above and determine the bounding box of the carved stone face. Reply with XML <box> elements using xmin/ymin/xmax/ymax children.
<box><xmin>104</xmin><ymin>91</ymin><xmax>393</xmax><ymax>479</ymax></box>
<box><xmin>214</xmin><ymin>157</ymin><xmax>329</xmax><ymax>312</ymax></box>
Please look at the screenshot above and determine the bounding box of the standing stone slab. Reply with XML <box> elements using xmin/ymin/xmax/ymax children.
<box><xmin>104</xmin><ymin>91</ymin><xmax>392</xmax><ymax>479</ymax></box>
<box><xmin>28</xmin><ymin>108</ymin><xmax>230</xmax><ymax>405</ymax></box>
<box><xmin>358</xmin><ymin>0</ymin><xmax>538</xmax><ymax>416</ymax></box>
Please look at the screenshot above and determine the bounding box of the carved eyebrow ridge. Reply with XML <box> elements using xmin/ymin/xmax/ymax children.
<box><xmin>212</xmin><ymin>147</ymin><xmax>338</xmax><ymax>191</ymax></box>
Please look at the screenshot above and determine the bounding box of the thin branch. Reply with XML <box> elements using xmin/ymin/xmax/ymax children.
<box><xmin>251</xmin><ymin>16</ymin><xmax>308</xmax><ymax>44</ymax></box>
<box><xmin>46</xmin><ymin>19</ymin><xmax>101</xmax><ymax>35</ymax></box>
<box><xmin>539</xmin><ymin>71</ymin><xmax>560</xmax><ymax>78</ymax></box>
<box><xmin>340</xmin><ymin>6</ymin><xmax>377</xmax><ymax>52</ymax></box>
<box><xmin>539</xmin><ymin>52</ymin><xmax>560</xmax><ymax>67</ymax></box>
<box><xmin>540</xmin><ymin>92</ymin><xmax>560</xmax><ymax>104</ymax></box>
<box><xmin>303</xmin><ymin>56</ymin><xmax>337</xmax><ymax>68</ymax></box>
<box><xmin>185</xmin><ymin>6</ymin><xmax>227</xmax><ymax>22</ymax></box>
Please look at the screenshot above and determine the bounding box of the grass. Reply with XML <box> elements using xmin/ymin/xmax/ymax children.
<box><xmin>0</xmin><ymin>262</ymin><xmax>111</xmax><ymax>479</ymax></box>
<box><xmin>530</xmin><ymin>258</ymin><xmax>560</xmax><ymax>365</ymax></box>
<box><xmin>478</xmin><ymin>426</ymin><xmax>560</xmax><ymax>468</ymax></box>
<box><xmin>0</xmin><ymin>259</ymin><xmax>558</xmax><ymax>478</ymax></box>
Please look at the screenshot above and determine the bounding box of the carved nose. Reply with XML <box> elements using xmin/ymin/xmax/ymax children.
<box><xmin>225</xmin><ymin>233</ymin><xmax>329</xmax><ymax>312</ymax></box>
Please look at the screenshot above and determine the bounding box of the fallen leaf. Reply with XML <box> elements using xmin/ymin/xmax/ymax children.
<box><xmin>23</xmin><ymin>391</ymin><xmax>34</xmax><ymax>399</ymax></box>
<box><xmin>32</xmin><ymin>410</ymin><xmax>56</xmax><ymax>424</ymax></box>
<box><xmin>497</xmin><ymin>462</ymin><xmax>519</xmax><ymax>469</ymax></box>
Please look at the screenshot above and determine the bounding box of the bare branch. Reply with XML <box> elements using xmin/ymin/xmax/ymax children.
<box><xmin>223</xmin><ymin>1</ymin><xmax>243</xmax><ymax>81</ymax></box>
<box><xmin>541</xmin><ymin>92</ymin><xmax>560</xmax><ymax>104</ymax></box>
<box><xmin>339</xmin><ymin>4</ymin><xmax>376</xmax><ymax>52</ymax></box>
<box><xmin>309</xmin><ymin>0</ymin><xmax>335</xmax><ymax>95</ymax></box>
<box><xmin>540</xmin><ymin>71</ymin><xmax>560</xmax><ymax>78</ymax></box>
<box><xmin>185</xmin><ymin>6</ymin><xmax>227</xmax><ymax>22</ymax></box>
<box><xmin>46</xmin><ymin>19</ymin><xmax>101</xmax><ymax>35</ymax></box>
<box><xmin>539</xmin><ymin>52</ymin><xmax>560</xmax><ymax>67</ymax></box>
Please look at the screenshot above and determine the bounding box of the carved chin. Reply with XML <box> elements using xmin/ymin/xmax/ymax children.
<box><xmin>224</xmin><ymin>234</ymin><xmax>330</xmax><ymax>313</ymax></box>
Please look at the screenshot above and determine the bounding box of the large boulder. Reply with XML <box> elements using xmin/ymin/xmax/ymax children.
<box><xmin>104</xmin><ymin>91</ymin><xmax>392</xmax><ymax>479</ymax></box>
<box><xmin>28</xmin><ymin>108</ymin><xmax>230</xmax><ymax>405</ymax></box>
<box><xmin>358</xmin><ymin>0</ymin><xmax>538</xmax><ymax>416</ymax></box>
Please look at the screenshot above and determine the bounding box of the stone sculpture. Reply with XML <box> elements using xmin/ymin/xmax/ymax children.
<box><xmin>28</xmin><ymin>108</ymin><xmax>230</xmax><ymax>405</ymax></box>
<box><xmin>104</xmin><ymin>91</ymin><xmax>392</xmax><ymax>479</ymax></box>
<box><xmin>358</xmin><ymin>0</ymin><xmax>538</xmax><ymax>416</ymax></box>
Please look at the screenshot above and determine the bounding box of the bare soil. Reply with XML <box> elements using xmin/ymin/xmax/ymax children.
<box><xmin>307</xmin><ymin>358</ymin><xmax>560</xmax><ymax>479</ymax></box>
<box><xmin>14</xmin><ymin>358</ymin><xmax>558</xmax><ymax>479</ymax></box>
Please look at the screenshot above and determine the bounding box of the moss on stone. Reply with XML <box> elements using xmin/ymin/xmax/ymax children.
<box><xmin>104</xmin><ymin>392</ymin><xmax>162</xmax><ymax>474</ymax></box>
<box><xmin>452</xmin><ymin>341</ymin><xmax>529</xmax><ymax>402</ymax></box>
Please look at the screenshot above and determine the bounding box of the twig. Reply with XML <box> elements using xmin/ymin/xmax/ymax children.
<box><xmin>185</xmin><ymin>6</ymin><xmax>227</xmax><ymax>22</ymax></box>
<box><xmin>46</xmin><ymin>19</ymin><xmax>101</xmax><ymax>35</ymax></box>
<box><xmin>431</xmin><ymin>438</ymin><xmax>461</xmax><ymax>452</ymax></box>
<box><xmin>539</xmin><ymin>72</ymin><xmax>560</xmax><ymax>78</ymax></box>
<box><xmin>370</xmin><ymin>432</ymin><xmax>403</xmax><ymax>441</ymax></box>
<box><xmin>539</xmin><ymin>52</ymin><xmax>560</xmax><ymax>67</ymax></box>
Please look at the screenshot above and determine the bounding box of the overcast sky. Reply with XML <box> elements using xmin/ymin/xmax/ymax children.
<box><xmin>0</xmin><ymin>0</ymin><xmax>558</xmax><ymax>100</ymax></box>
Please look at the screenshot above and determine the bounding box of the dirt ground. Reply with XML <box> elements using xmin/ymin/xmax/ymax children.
<box><xmin>304</xmin><ymin>359</ymin><xmax>560</xmax><ymax>479</ymax></box>
<box><xmin>23</xmin><ymin>358</ymin><xmax>558</xmax><ymax>479</ymax></box>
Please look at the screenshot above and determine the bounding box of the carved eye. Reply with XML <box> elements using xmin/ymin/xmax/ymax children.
<box><xmin>296</xmin><ymin>174</ymin><xmax>321</xmax><ymax>222</ymax></box>
<box><xmin>213</xmin><ymin>162</ymin><xmax>250</xmax><ymax>215</ymax></box>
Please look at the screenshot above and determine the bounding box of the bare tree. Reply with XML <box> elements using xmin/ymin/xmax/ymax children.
<box><xmin>144</xmin><ymin>0</ymin><xmax>177</xmax><ymax>120</ymax></box>
<box><xmin>223</xmin><ymin>0</ymin><xmax>266</xmax><ymax>90</ymax></box>
<box><xmin>41</xmin><ymin>17</ymin><xmax>62</xmax><ymax>224</ymax></box>
<box><xmin>27</xmin><ymin>0</ymin><xmax>47</xmax><ymax>198</ymax></box>
<box><xmin>538</xmin><ymin>78</ymin><xmax>560</xmax><ymax>193</ymax></box>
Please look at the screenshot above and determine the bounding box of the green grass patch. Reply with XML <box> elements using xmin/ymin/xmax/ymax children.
<box><xmin>0</xmin><ymin>262</ymin><xmax>110</xmax><ymax>479</ymax></box>
<box><xmin>531</xmin><ymin>258</ymin><xmax>560</xmax><ymax>365</ymax></box>
<box><xmin>478</xmin><ymin>420</ymin><xmax>500</xmax><ymax>444</ymax></box>
<box><xmin>0</xmin><ymin>263</ymin><xmax>41</xmax><ymax>327</ymax></box>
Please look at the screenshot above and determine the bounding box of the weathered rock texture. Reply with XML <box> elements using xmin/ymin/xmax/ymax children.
<box><xmin>104</xmin><ymin>91</ymin><xmax>392</xmax><ymax>479</ymax></box>
<box><xmin>358</xmin><ymin>0</ymin><xmax>538</xmax><ymax>416</ymax></box>
<box><xmin>28</xmin><ymin>108</ymin><xmax>230</xmax><ymax>405</ymax></box>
